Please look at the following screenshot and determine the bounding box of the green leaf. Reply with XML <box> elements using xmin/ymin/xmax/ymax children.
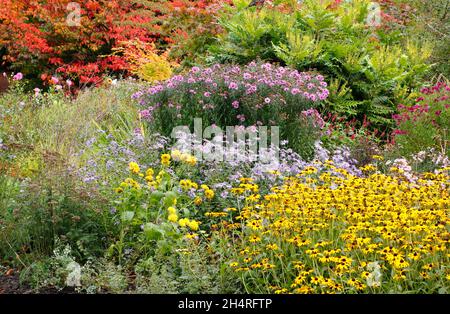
<box><xmin>121</xmin><ymin>211</ymin><xmax>135</xmax><ymax>222</ymax></box>
<box><xmin>143</xmin><ymin>223</ymin><xmax>164</xmax><ymax>241</ymax></box>
<box><xmin>163</xmin><ymin>191</ymin><xmax>178</xmax><ymax>207</ymax></box>
<box><xmin>182</xmin><ymin>207</ymin><xmax>190</xmax><ymax>217</ymax></box>
<box><xmin>149</xmin><ymin>191</ymin><xmax>164</xmax><ymax>205</ymax></box>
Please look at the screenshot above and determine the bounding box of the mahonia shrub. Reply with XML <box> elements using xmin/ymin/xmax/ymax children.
<box><xmin>209</xmin><ymin>0</ymin><xmax>432</xmax><ymax>131</ymax></box>
<box><xmin>133</xmin><ymin>62</ymin><xmax>329</xmax><ymax>158</ymax></box>
<box><xmin>393</xmin><ymin>82</ymin><xmax>450</xmax><ymax>158</ymax></box>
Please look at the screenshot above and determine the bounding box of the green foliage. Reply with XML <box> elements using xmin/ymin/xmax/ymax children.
<box><xmin>0</xmin><ymin>166</ymin><xmax>109</xmax><ymax>266</ymax></box>
<box><xmin>108</xmin><ymin>175</ymin><xmax>185</xmax><ymax>264</ymax></box>
<box><xmin>106</xmin><ymin>157</ymin><xmax>215</xmax><ymax>265</ymax></box>
<box><xmin>399</xmin><ymin>0</ymin><xmax>450</xmax><ymax>78</ymax></box>
<box><xmin>0</xmin><ymin>81</ymin><xmax>141</xmax><ymax>166</ymax></box>
<box><xmin>0</xmin><ymin>81</ymin><xmax>142</xmax><ymax>268</ymax></box>
<box><xmin>209</xmin><ymin>8</ymin><xmax>293</xmax><ymax>63</ymax></box>
<box><xmin>209</xmin><ymin>0</ymin><xmax>433</xmax><ymax>131</ymax></box>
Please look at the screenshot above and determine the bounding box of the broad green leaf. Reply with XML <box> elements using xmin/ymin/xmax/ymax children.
<box><xmin>121</xmin><ymin>211</ymin><xmax>135</xmax><ymax>222</ymax></box>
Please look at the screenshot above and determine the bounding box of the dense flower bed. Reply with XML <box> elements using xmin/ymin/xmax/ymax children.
<box><xmin>133</xmin><ymin>62</ymin><xmax>329</xmax><ymax>157</ymax></box>
<box><xmin>1</xmin><ymin>0</ymin><xmax>449</xmax><ymax>295</ymax></box>
<box><xmin>223</xmin><ymin>164</ymin><xmax>450</xmax><ymax>293</ymax></box>
<box><xmin>109</xmin><ymin>151</ymin><xmax>450</xmax><ymax>293</ymax></box>
<box><xmin>135</xmin><ymin>62</ymin><xmax>328</xmax><ymax>121</ymax></box>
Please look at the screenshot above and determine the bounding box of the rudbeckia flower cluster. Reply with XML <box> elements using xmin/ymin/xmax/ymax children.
<box><xmin>219</xmin><ymin>163</ymin><xmax>449</xmax><ymax>293</ymax></box>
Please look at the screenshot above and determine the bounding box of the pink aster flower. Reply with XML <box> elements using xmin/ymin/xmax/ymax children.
<box><xmin>291</xmin><ymin>88</ymin><xmax>300</xmax><ymax>95</ymax></box>
<box><xmin>228</xmin><ymin>82</ymin><xmax>238</xmax><ymax>90</ymax></box>
<box><xmin>13</xmin><ymin>72</ymin><xmax>23</xmax><ymax>81</ymax></box>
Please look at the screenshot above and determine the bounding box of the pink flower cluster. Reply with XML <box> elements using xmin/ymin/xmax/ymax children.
<box><xmin>419</xmin><ymin>82</ymin><xmax>450</xmax><ymax>96</ymax></box>
<box><xmin>13</xmin><ymin>72</ymin><xmax>23</xmax><ymax>81</ymax></box>
<box><xmin>134</xmin><ymin>62</ymin><xmax>329</xmax><ymax>119</ymax></box>
<box><xmin>393</xmin><ymin>82</ymin><xmax>449</xmax><ymax>136</ymax></box>
<box><xmin>393</xmin><ymin>82</ymin><xmax>449</xmax><ymax>124</ymax></box>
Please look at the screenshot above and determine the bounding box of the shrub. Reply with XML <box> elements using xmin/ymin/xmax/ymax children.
<box><xmin>0</xmin><ymin>0</ymin><xmax>228</xmax><ymax>88</ymax></box>
<box><xmin>163</xmin><ymin>0</ymin><xmax>233</xmax><ymax>67</ymax></box>
<box><xmin>397</xmin><ymin>0</ymin><xmax>450</xmax><ymax>78</ymax></box>
<box><xmin>0</xmin><ymin>0</ymin><xmax>157</xmax><ymax>86</ymax></box>
<box><xmin>133</xmin><ymin>62</ymin><xmax>329</xmax><ymax>158</ymax></box>
<box><xmin>392</xmin><ymin>82</ymin><xmax>449</xmax><ymax>158</ymax></box>
<box><xmin>209</xmin><ymin>0</ymin><xmax>432</xmax><ymax>131</ymax></box>
<box><xmin>114</xmin><ymin>40</ymin><xmax>178</xmax><ymax>83</ymax></box>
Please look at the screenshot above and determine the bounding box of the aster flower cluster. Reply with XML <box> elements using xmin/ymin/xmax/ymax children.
<box><xmin>132</xmin><ymin>62</ymin><xmax>329</xmax><ymax>149</ymax></box>
<box><xmin>76</xmin><ymin>131</ymin><xmax>170</xmax><ymax>192</ymax></box>
<box><xmin>78</xmin><ymin>125</ymin><xmax>362</xmax><ymax>207</ymax></box>
<box><xmin>301</xmin><ymin>108</ymin><xmax>325</xmax><ymax>129</ymax></box>
<box><xmin>134</xmin><ymin>62</ymin><xmax>328</xmax><ymax>114</ymax></box>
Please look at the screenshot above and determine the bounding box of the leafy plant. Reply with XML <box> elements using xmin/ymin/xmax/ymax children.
<box><xmin>114</xmin><ymin>40</ymin><xmax>177</xmax><ymax>83</ymax></box>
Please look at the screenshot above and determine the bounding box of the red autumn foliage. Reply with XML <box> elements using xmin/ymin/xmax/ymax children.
<box><xmin>0</xmin><ymin>0</ymin><xmax>228</xmax><ymax>88</ymax></box>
